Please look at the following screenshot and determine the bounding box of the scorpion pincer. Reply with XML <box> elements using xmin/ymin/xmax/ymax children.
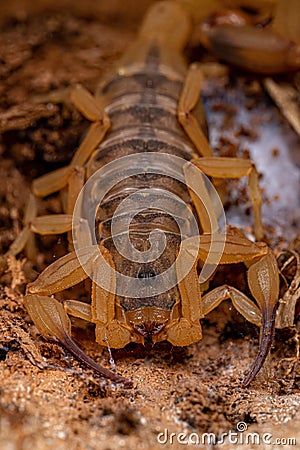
<box><xmin>8</xmin><ymin>0</ymin><xmax>299</xmax><ymax>388</ymax></box>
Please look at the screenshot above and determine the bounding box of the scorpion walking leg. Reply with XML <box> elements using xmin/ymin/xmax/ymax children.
<box><xmin>69</xmin><ymin>85</ymin><xmax>110</xmax><ymax>167</ymax></box>
<box><xmin>264</xmin><ymin>78</ymin><xmax>300</xmax><ymax>139</ymax></box>
<box><xmin>7</xmin><ymin>86</ymin><xmax>110</xmax><ymax>257</ymax></box>
<box><xmin>6</xmin><ymin>165</ymin><xmax>79</xmax><ymax>256</ymax></box>
<box><xmin>66</xmin><ymin>165</ymin><xmax>85</xmax><ymax>249</ymax></box>
<box><xmin>25</xmin><ymin>247</ymin><xmax>132</xmax><ymax>386</ymax></box>
<box><xmin>183</xmin><ymin>162</ymin><xmax>219</xmax><ymax>234</ymax></box>
<box><xmin>197</xmin><ymin>228</ymin><xmax>268</xmax><ymax>264</ymax></box>
<box><xmin>190</xmin><ymin>157</ymin><xmax>263</xmax><ymax>241</ymax></box>
<box><xmin>178</xmin><ymin>63</ymin><xmax>213</xmax><ymax>157</ymax></box>
<box><xmin>7</xmin><ymin>194</ymin><xmax>37</xmax><ymax>258</ymax></box>
<box><xmin>34</xmin><ymin>84</ymin><xmax>110</xmax><ymax>167</ymax></box>
<box><xmin>276</xmin><ymin>249</ymin><xmax>300</xmax><ymax>329</ymax></box>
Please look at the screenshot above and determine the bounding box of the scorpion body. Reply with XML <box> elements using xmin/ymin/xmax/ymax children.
<box><xmin>8</xmin><ymin>0</ymin><xmax>299</xmax><ymax>387</ymax></box>
<box><xmin>88</xmin><ymin>4</ymin><xmax>204</xmax><ymax>344</ymax></box>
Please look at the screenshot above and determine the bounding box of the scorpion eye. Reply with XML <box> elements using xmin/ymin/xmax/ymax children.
<box><xmin>137</xmin><ymin>268</ymin><xmax>157</xmax><ymax>279</ymax></box>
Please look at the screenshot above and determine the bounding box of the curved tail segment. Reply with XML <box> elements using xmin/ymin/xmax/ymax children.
<box><xmin>198</xmin><ymin>0</ymin><xmax>300</xmax><ymax>73</ymax></box>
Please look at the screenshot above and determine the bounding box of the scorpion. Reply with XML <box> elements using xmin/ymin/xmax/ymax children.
<box><xmin>7</xmin><ymin>0</ymin><xmax>300</xmax><ymax>388</ymax></box>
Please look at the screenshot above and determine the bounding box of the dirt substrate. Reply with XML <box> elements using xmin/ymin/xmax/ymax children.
<box><xmin>0</xmin><ymin>1</ymin><xmax>299</xmax><ymax>449</ymax></box>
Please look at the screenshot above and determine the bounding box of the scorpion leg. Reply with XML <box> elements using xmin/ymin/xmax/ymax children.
<box><xmin>276</xmin><ymin>249</ymin><xmax>300</xmax><ymax>328</ymax></box>
<box><xmin>197</xmin><ymin>227</ymin><xmax>268</xmax><ymax>264</ymax></box>
<box><xmin>7</xmin><ymin>165</ymin><xmax>84</xmax><ymax>256</ymax></box>
<box><xmin>26</xmin><ymin>247</ymin><xmax>99</xmax><ymax>295</ymax></box>
<box><xmin>8</xmin><ymin>85</ymin><xmax>110</xmax><ymax>258</ymax></box>
<box><xmin>23</xmin><ymin>193</ymin><xmax>38</xmax><ymax>260</ymax></box>
<box><xmin>70</xmin><ymin>85</ymin><xmax>110</xmax><ymax>167</ymax></box>
<box><xmin>191</xmin><ymin>157</ymin><xmax>263</xmax><ymax>241</ymax></box>
<box><xmin>30</xmin><ymin>214</ymin><xmax>73</xmax><ymax>235</ymax></box>
<box><xmin>7</xmin><ymin>194</ymin><xmax>37</xmax><ymax>257</ymax></box>
<box><xmin>25</xmin><ymin>247</ymin><xmax>132</xmax><ymax>386</ymax></box>
<box><xmin>183</xmin><ymin>161</ymin><xmax>219</xmax><ymax>234</ymax></box>
<box><xmin>270</xmin><ymin>0</ymin><xmax>300</xmax><ymax>45</ymax></box>
<box><xmin>66</xmin><ymin>165</ymin><xmax>85</xmax><ymax>249</ymax></box>
<box><xmin>264</xmin><ymin>78</ymin><xmax>300</xmax><ymax>139</ymax></box>
<box><xmin>32</xmin><ymin>165</ymin><xmax>75</xmax><ymax>198</ymax></box>
<box><xmin>166</xmin><ymin>239</ymin><xmax>203</xmax><ymax>346</ymax></box>
<box><xmin>178</xmin><ymin>63</ymin><xmax>213</xmax><ymax>157</ymax></box>
<box><xmin>34</xmin><ymin>84</ymin><xmax>110</xmax><ymax>168</ymax></box>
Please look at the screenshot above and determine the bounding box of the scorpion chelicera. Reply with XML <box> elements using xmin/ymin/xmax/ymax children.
<box><xmin>7</xmin><ymin>0</ymin><xmax>300</xmax><ymax>388</ymax></box>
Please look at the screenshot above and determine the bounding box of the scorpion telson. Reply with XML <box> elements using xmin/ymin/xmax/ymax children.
<box><xmin>7</xmin><ymin>0</ymin><xmax>299</xmax><ymax>387</ymax></box>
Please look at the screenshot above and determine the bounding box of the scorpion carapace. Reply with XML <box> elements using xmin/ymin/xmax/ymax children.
<box><xmin>8</xmin><ymin>0</ymin><xmax>298</xmax><ymax>388</ymax></box>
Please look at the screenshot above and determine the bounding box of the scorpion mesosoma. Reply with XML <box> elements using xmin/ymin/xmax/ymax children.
<box><xmin>7</xmin><ymin>0</ymin><xmax>300</xmax><ymax>388</ymax></box>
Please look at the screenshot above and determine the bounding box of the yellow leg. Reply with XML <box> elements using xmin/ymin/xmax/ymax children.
<box><xmin>8</xmin><ymin>83</ymin><xmax>110</xmax><ymax>259</ymax></box>
<box><xmin>27</xmin><ymin>246</ymin><xmax>99</xmax><ymax>295</ymax></box>
<box><xmin>30</xmin><ymin>215</ymin><xmax>73</xmax><ymax>235</ymax></box>
<box><xmin>32</xmin><ymin>166</ymin><xmax>74</xmax><ymax>198</ymax></box>
<box><xmin>69</xmin><ymin>85</ymin><xmax>110</xmax><ymax>166</ymax></box>
<box><xmin>7</xmin><ymin>194</ymin><xmax>37</xmax><ymax>257</ymax></box>
<box><xmin>178</xmin><ymin>63</ymin><xmax>214</xmax><ymax>157</ymax></box>
<box><xmin>191</xmin><ymin>157</ymin><xmax>263</xmax><ymax>241</ymax></box>
<box><xmin>197</xmin><ymin>228</ymin><xmax>268</xmax><ymax>264</ymax></box>
<box><xmin>67</xmin><ymin>165</ymin><xmax>85</xmax><ymax>249</ymax></box>
<box><xmin>264</xmin><ymin>78</ymin><xmax>300</xmax><ymax>139</ymax></box>
<box><xmin>183</xmin><ymin>162</ymin><xmax>219</xmax><ymax>234</ymax></box>
<box><xmin>271</xmin><ymin>0</ymin><xmax>300</xmax><ymax>44</ymax></box>
<box><xmin>276</xmin><ymin>250</ymin><xmax>300</xmax><ymax>329</ymax></box>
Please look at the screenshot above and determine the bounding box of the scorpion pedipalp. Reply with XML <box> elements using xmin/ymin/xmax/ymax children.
<box><xmin>24</xmin><ymin>294</ymin><xmax>133</xmax><ymax>388</ymax></box>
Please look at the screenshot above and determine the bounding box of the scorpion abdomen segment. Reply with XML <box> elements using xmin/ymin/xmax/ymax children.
<box><xmin>90</xmin><ymin>63</ymin><xmax>200</xmax><ymax>171</ymax></box>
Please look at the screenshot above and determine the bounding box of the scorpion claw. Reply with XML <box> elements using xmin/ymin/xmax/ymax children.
<box><xmin>243</xmin><ymin>251</ymin><xmax>280</xmax><ymax>386</ymax></box>
<box><xmin>24</xmin><ymin>294</ymin><xmax>133</xmax><ymax>388</ymax></box>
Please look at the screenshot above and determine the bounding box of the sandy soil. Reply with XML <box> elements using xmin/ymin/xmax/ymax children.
<box><xmin>0</xmin><ymin>1</ymin><xmax>299</xmax><ymax>449</ymax></box>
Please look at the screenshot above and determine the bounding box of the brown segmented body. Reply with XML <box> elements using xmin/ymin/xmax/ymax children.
<box><xmin>90</xmin><ymin>47</ymin><xmax>200</xmax><ymax>338</ymax></box>
<box><xmin>12</xmin><ymin>0</ymin><xmax>296</xmax><ymax>387</ymax></box>
<box><xmin>78</xmin><ymin>5</ymin><xmax>210</xmax><ymax>344</ymax></box>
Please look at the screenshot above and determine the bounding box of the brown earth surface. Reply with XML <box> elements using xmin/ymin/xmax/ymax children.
<box><xmin>0</xmin><ymin>1</ymin><xmax>299</xmax><ymax>449</ymax></box>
